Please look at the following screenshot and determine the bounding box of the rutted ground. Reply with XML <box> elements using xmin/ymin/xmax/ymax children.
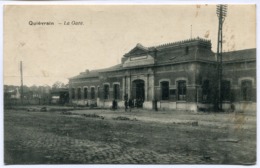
<box><xmin>4</xmin><ymin>108</ymin><xmax>256</xmax><ymax>164</ymax></box>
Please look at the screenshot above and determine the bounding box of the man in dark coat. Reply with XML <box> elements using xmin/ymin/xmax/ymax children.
<box><xmin>112</xmin><ymin>99</ymin><xmax>117</xmax><ymax>110</ymax></box>
<box><xmin>124</xmin><ymin>99</ymin><xmax>128</xmax><ymax>112</ymax></box>
<box><xmin>128</xmin><ymin>98</ymin><xmax>133</xmax><ymax>112</ymax></box>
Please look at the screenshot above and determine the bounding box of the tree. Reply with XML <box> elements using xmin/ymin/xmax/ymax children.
<box><xmin>52</xmin><ymin>81</ymin><xmax>68</xmax><ymax>89</ymax></box>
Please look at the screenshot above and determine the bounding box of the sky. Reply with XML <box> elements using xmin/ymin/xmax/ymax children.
<box><xmin>3</xmin><ymin>5</ymin><xmax>256</xmax><ymax>86</ymax></box>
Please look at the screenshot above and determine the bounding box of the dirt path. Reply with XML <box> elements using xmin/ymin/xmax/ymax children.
<box><xmin>4</xmin><ymin>109</ymin><xmax>256</xmax><ymax>164</ymax></box>
<box><xmin>70</xmin><ymin>109</ymin><xmax>256</xmax><ymax>130</ymax></box>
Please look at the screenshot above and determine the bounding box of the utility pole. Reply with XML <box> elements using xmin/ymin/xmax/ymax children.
<box><xmin>20</xmin><ymin>61</ymin><xmax>23</xmax><ymax>105</ymax></box>
<box><xmin>190</xmin><ymin>25</ymin><xmax>192</xmax><ymax>38</ymax></box>
<box><xmin>216</xmin><ymin>5</ymin><xmax>227</xmax><ymax>111</ymax></box>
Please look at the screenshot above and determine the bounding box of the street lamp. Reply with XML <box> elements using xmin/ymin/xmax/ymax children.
<box><xmin>216</xmin><ymin>4</ymin><xmax>227</xmax><ymax>111</ymax></box>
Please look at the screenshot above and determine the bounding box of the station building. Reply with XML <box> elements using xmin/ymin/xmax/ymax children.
<box><xmin>69</xmin><ymin>37</ymin><xmax>256</xmax><ymax>112</ymax></box>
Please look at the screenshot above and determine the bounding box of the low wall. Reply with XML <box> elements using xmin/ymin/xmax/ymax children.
<box><xmin>72</xmin><ymin>99</ymin><xmax>97</xmax><ymax>106</ymax></box>
<box><xmin>210</xmin><ymin>102</ymin><xmax>256</xmax><ymax>112</ymax></box>
<box><xmin>143</xmin><ymin>101</ymin><xmax>153</xmax><ymax>109</ymax></box>
<box><xmin>72</xmin><ymin>99</ymin><xmax>256</xmax><ymax>113</ymax></box>
<box><xmin>159</xmin><ymin>101</ymin><xmax>177</xmax><ymax>110</ymax></box>
<box><xmin>198</xmin><ymin>102</ymin><xmax>256</xmax><ymax>113</ymax></box>
<box><xmin>157</xmin><ymin>101</ymin><xmax>198</xmax><ymax>111</ymax></box>
<box><xmin>176</xmin><ymin>102</ymin><xmax>197</xmax><ymax>111</ymax></box>
<box><xmin>98</xmin><ymin>100</ymin><xmax>125</xmax><ymax>109</ymax></box>
<box><xmin>231</xmin><ymin>102</ymin><xmax>256</xmax><ymax>112</ymax></box>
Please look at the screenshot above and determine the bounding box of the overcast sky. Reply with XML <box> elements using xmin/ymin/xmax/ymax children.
<box><xmin>4</xmin><ymin>5</ymin><xmax>256</xmax><ymax>86</ymax></box>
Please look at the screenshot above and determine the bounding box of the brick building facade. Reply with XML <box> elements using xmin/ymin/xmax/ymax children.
<box><xmin>69</xmin><ymin>37</ymin><xmax>256</xmax><ymax>112</ymax></box>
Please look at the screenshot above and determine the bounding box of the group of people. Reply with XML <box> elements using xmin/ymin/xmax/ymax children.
<box><xmin>124</xmin><ymin>97</ymin><xmax>144</xmax><ymax>112</ymax></box>
<box><xmin>124</xmin><ymin>98</ymin><xmax>133</xmax><ymax>112</ymax></box>
<box><xmin>111</xmin><ymin>94</ymin><xmax>144</xmax><ymax>112</ymax></box>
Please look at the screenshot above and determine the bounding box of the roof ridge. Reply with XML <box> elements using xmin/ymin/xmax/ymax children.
<box><xmin>149</xmin><ymin>37</ymin><xmax>211</xmax><ymax>49</ymax></box>
<box><xmin>222</xmin><ymin>48</ymin><xmax>256</xmax><ymax>54</ymax></box>
<box><xmin>136</xmin><ymin>43</ymin><xmax>149</xmax><ymax>50</ymax></box>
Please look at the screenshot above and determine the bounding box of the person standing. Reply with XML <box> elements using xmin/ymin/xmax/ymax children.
<box><xmin>124</xmin><ymin>93</ymin><xmax>128</xmax><ymax>112</ymax></box>
<box><xmin>124</xmin><ymin>99</ymin><xmax>128</xmax><ymax>112</ymax></box>
<box><xmin>112</xmin><ymin>99</ymin><xmax>117</xmax><ymax>110</ymax></box>
<box><xmin>128</xmin><ymin>98</ymin><xmax>133</xmax><ymax>112</ymax></box>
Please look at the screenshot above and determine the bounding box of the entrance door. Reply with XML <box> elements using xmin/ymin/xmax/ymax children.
<box><xmin>132</xmin><ymin>79</ymin><xmax>145</xmax><ymax>107</ymax></box>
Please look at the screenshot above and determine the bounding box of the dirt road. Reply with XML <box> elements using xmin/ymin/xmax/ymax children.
<box><xmin>4</xmin><ymin>108</ymin><xmax>256</xmax><ymax>164</ymax></box>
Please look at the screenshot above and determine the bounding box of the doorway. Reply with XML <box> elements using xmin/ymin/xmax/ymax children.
<box><xmin>132</xmin><ymin>79</ymin><xmax>145</xmax><ymax>107</ymax></box>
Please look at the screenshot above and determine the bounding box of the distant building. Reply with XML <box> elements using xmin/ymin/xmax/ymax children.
<box><xmin>4</xmin><ymin>87</ymin><xmax>20</xmax><ymax>99</ymax></box>
<box><xmin>4</xmin><ymin>85</ymin><xmax>52</xmax><ymax>105</ymax></box>
<box><xmin>69</xmin><ymin>37</ymin><xmax>256</xmax><ymax>112</ymax></box>
<box><xmin>4</xmin><ymin>87</ymin><xmax>20</xmax><ymax>105</ymax></box>
<box><xmin>50</xmin><ymin>88</ymin><xmax>69</xmax><ymax>105</ymax></box>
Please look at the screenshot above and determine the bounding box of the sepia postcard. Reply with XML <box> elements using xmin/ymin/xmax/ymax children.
<box><xmin>3</xmin><ymin>4</ymin><xmax>256</xmax><ymax>165</ymax></box>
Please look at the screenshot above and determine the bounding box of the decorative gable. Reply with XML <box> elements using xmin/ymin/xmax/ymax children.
<box><xmin>123</xmin><ymin>54</ymin><xmax>155</xmax><ymax>68</ymax></box>
<box><xmin>125</xmin><ymin>43</ymin><xmax>149</xmax><ymax>57</ymax></box>
<box><xmin>122</xmin><ymin>43</ymin><xmax>155</xmax><ymax>68</ymax></box>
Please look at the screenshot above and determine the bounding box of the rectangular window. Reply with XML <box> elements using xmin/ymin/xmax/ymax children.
<box><xmin>104</xmin><ymin>85</ymin><xmax>109</xmax><ymax>100</ymax></box>
<box><xmin>71</xmin><ymin>88</ymin><xmax>75</xmax><ymax>99</ymax></box>
<box><xmin>84</xmin><ymin>88</ymin><xmax>88</xmax><ymax>99</ymax></box>
<box><xmin>77</xmin><ymin>88</ymin><xmax>81</xmax><ymax>99</ymax></box>
<box><xmin>178</xmin><ymin>80</ymin><xmax>186</xmax><ymax>101</ymax></box>
<box><xmin>221</xmin><ymin>80</ymin><xmax>231</xmax><ymax>101</ymax></box>
<box><xmin>161</xmin><ymin>81</ymin><xmax>169</xmax><ymax>100</ymax></box>
<box><xmin>113</xmin><ymin>84</ymin><xmax>120</xmax><ymax>100</ymax></box>
<box><xmin>241</xmin><ymin>80</ymin><xmax>252</xmax><ymax>101</ymax></box>
<box><xmin>91</xmin><ymin>87</ymin><xmax>95</xmax><ymax>99</ymax></box>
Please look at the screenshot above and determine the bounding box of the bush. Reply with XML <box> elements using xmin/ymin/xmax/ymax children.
<box><xmin>61</xmin><ymin>111</ymin><xmax>72</xmax><ymax>115</ymax></box>
<box><xmin>113</xmin><ymin>116</ymin><xmax>130</xmax><ymax>121</ymax></box>
<box><xmin>82</xmin><ymin>114</ymin><xmax>104</xmax><ymax>119</ymax></box>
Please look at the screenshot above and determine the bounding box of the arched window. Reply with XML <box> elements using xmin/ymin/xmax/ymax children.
<box><xmin>241</xmin><ymin>80</ymin><xmax>252</xmax><ymax>101</ymax></box>
<box><xmin>221</xmin><ymin>80</ymin><xmax>231</xmax><ymax>101</ymax></box>
<box><xmin>91</xmin><ymin>87</ymin><xmax>95</xmax><ymax>99</ymax></box>
<box><xmin>113</xmin><ymin>84</ymin><xmax>120</xmax><ymax>100</ymax></box>
<box><xmin>161</xmin><ymin>81</ymin><xmax>169</xmax><ymax>100</ymax></box>
<box><xmin>71</xmin><ymin>88</ymin><xmax>75</xmax><ymax>99</ymax></box>
<box><xmin>104</xmin><ymin>85</ymin><xmax>109</xmax><ymax>100</ymax></box>
<box><xmin>77</xmin><ymin>88</ymin><xmax>81</xmax><ymax>99</ymax></box>
<box><xmin>202</xmin><ymin>80</ymin><xmax>210</xmax><ymax>101</ymax></box>
<box><xmin>177</xmin><ymin>80</ymin><xmax>186</xmax><ymax>101</ymax></box>
<box><xmin>84</xmin><ymin>88</ymin><xmax>88</xmax><ymax>99</ymax></box>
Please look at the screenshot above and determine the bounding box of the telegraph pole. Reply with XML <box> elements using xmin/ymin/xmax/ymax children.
<box><xmin>190</xmin><ymin>25</ymin><xmax>192</xmax><ymax>38</ymax></box>
<box><xmin>216</xmin><ymin>5</ymin><xmax>227</xmax><ymax>111</ymax></box>
<box><xmin>20</xmin><ymin>61</ymin><xmax>23</xmax><ymax>104</ymax></box>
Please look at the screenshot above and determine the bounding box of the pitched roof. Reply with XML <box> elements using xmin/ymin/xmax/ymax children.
<box><xmin>69</xmin><ymin>39</ymin><xmax>256</xmax><ymax>80</ymax></box>
<box><xmin>99</xmin><ymin>64</ymin><xmax>123</xmax><ymax>72</ymax></box>
<box><xmin>51</xmin><ymin>88</ymin><xmax>69</xmax><ymax>94</ymax></box>
<box><xmin>222</xmin><ymin>48</ymin><xmax>256</xmax><ymax>62</ymax></box>
<box><xmin>69</xmin><ymin>70</ymin><xmax>100</xmax><ymax>79</ymax></box>
<box><xmin>151</xmin><ymin>37</ymin><xmax>211</xmax><ymax>50</ymax></box>
<box><xmin>70</xmin><ymin>64</ymin><xmax>123</xmax><ymax>79</ymax></box>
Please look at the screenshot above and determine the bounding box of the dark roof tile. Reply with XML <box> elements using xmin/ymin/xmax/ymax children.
<box><xmin>222</xmin><ymin>48</ymin><xmax>256</xmax><ymax>62</ymax></box>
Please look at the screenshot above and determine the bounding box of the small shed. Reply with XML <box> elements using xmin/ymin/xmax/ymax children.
<box><xmin>50</xmin><ymin>88</ymin><xmax>69</xmax><ymax>105</ymax></box>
